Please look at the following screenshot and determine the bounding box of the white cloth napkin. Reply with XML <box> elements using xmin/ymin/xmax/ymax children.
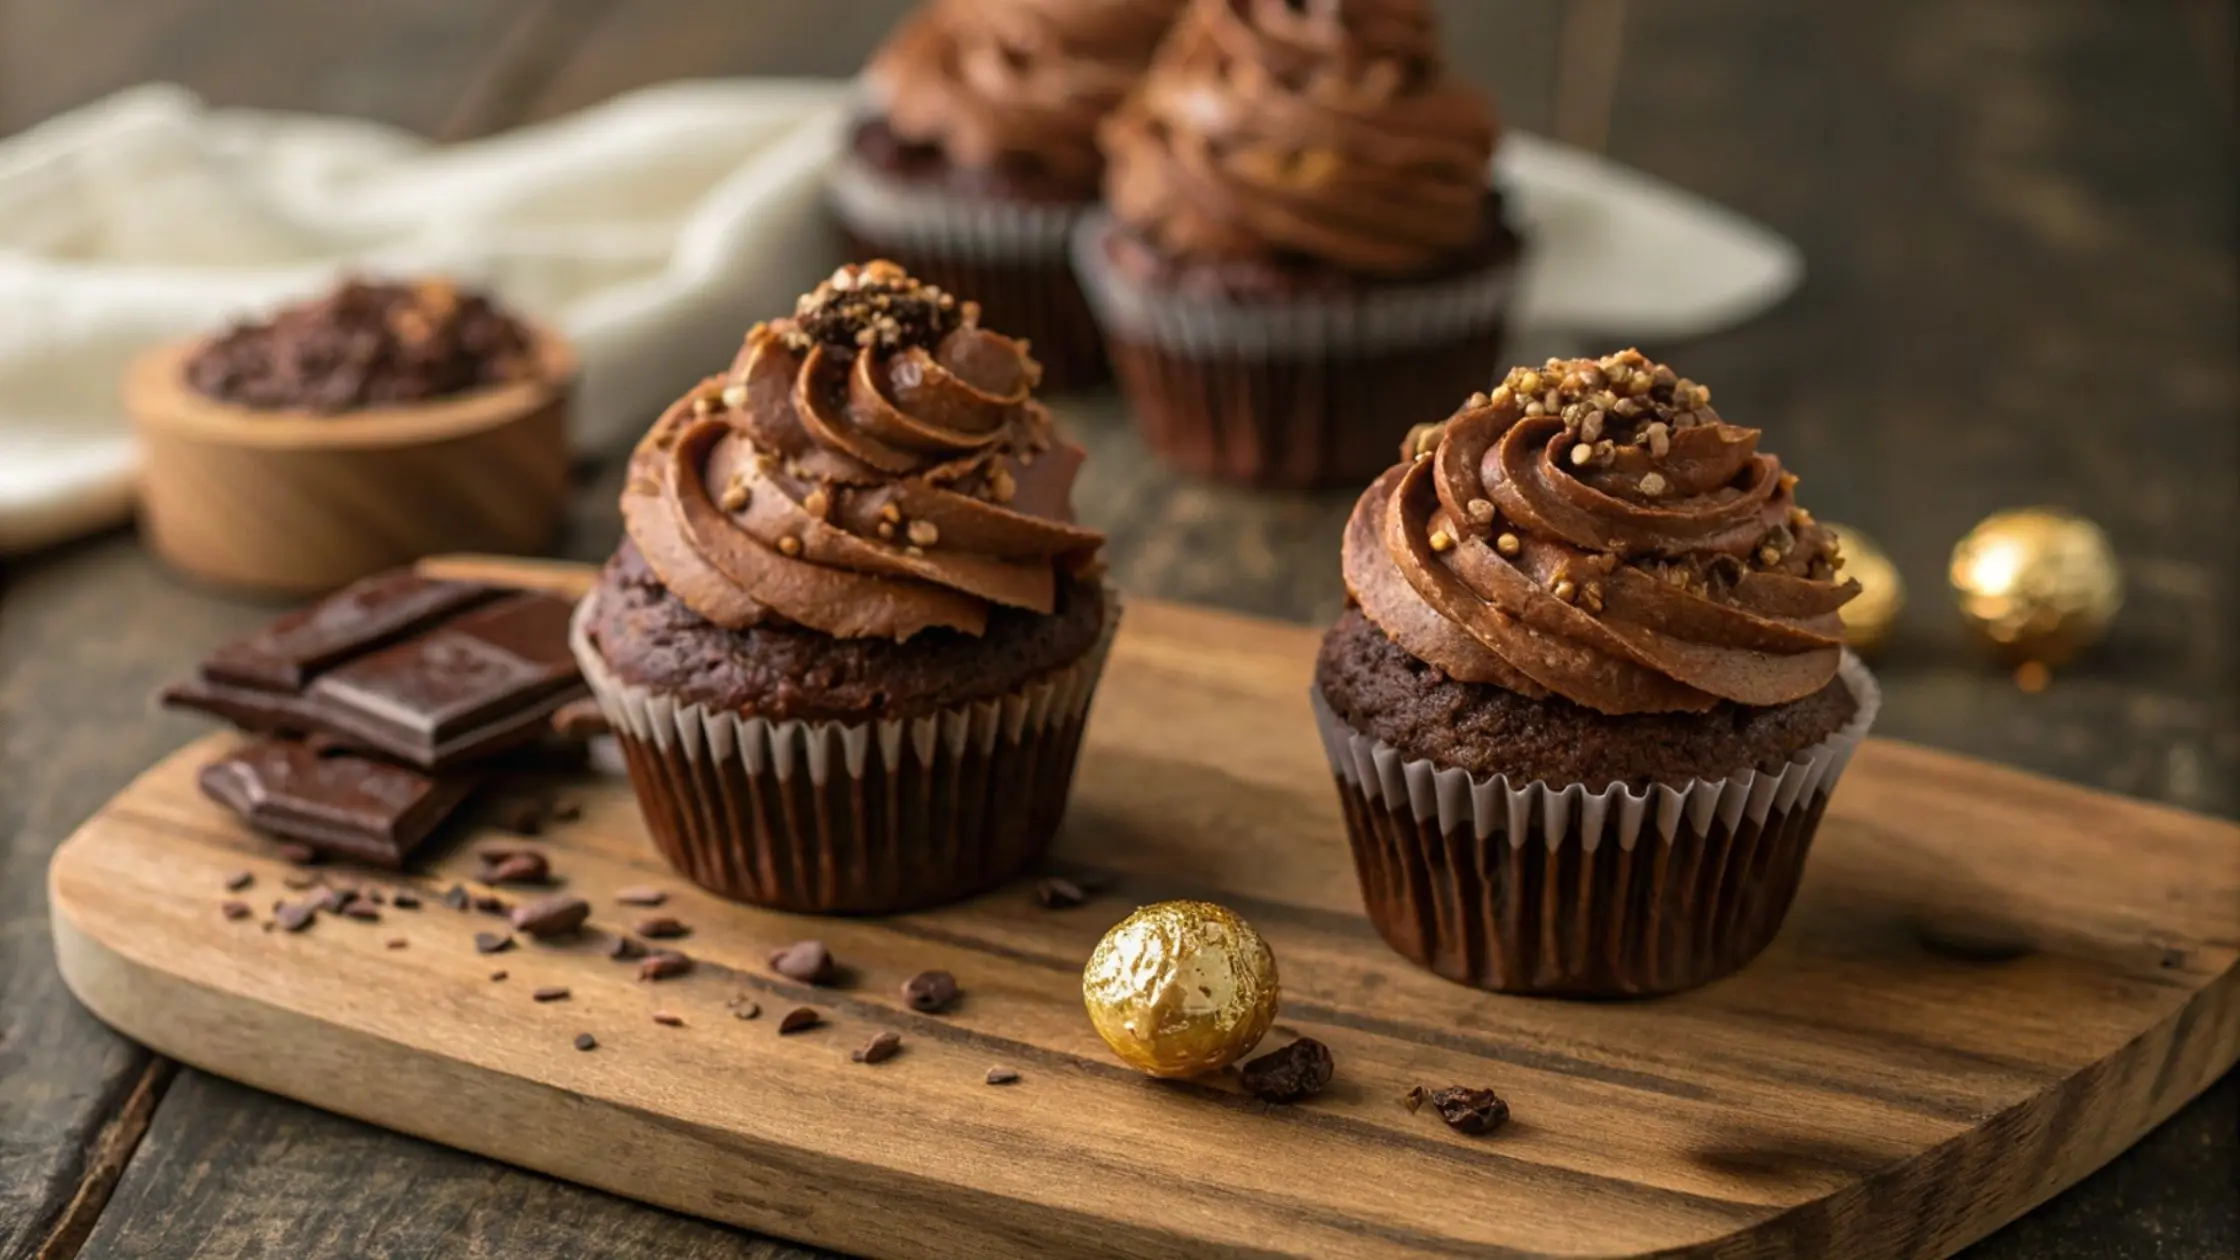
<box><xmin>0</xmin><ymin>80</ymin><xmax>1800</xmax><ymax>555</ymax></box>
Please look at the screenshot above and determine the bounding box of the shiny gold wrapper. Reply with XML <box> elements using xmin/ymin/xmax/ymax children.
<box><xmin>1083</xmin><ymin>900</ymin><xmax>1279</xmax><ymax>1078</ymax></box>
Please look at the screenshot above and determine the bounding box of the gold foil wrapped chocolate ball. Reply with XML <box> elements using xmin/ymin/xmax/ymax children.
<box><xmin>1949</xmin><ymin>508</ymin><xmax>2122</xmax><ymax>665</ymax></box>
<box><xmin>1824</xmin><ymin>523</ymin><xmax>1902</xmax><ymax>657</ymax></box>
<box><xmin>1083</xmin><ymin>900</ymin><xmax>1279</xmax><ymax>1078</ymax></box>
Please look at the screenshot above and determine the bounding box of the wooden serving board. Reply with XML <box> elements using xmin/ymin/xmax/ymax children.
<box><xmin>50</xmin><ymin>597</ymin><xmax>2240</xmax><ymax>1260</ymax></box>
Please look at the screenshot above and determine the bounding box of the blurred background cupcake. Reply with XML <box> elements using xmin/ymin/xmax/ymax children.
<box><xmin>1314</xmin><ymin>351</ymin><xmax>1876</xmax><ymax>996</ymax></box>
<box><xmin>1076</xmin><ymin>0</ymin><xmax>1521</xmax><ymax>490</ymax></box>
<box><xmin>574</xmin><ymin>261</ymin><xmax>1114</xmax><ymax>914</ymax></box>
<box><xmin>829</xmin><ymin>0</ymin><xmax>1188</xmax><ymax>392</ymax></box>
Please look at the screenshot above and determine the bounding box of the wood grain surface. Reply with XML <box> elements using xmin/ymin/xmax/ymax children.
<box><xmin>47</xmin><ymin>596</ymin><xmax>2240</xmax><ymax>1260</ymax></box>
<box><xmin>1</xmin><ymin>0</ymin><xmax>2234</xmax><ymax>1258</ymax></box>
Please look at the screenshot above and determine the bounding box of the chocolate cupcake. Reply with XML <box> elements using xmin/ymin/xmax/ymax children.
<box><xmin>573</xmin><ymin>261</ymin><xmax>1115</xmax><ymax>914</ymax></box>
<box><xmin>830</xmin><ymin>0</ymin><xmax>1187</xmax><ymax>391</ymax></box>
<box><xmin>1075</xmin><ymin>0</ymin><xmax>1521</xmax><ymax>489</ymax></box>
<box><xmin>1313</xmin><ymin>351</ymin><xmax>1878</xmax><ymax>995</ymax></box>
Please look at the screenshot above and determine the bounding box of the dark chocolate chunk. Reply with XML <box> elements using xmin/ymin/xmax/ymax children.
<box><xmin>510</xmin><ymin>894</ymin><xmax>589</xmax><ymax>938</ymax></box>
<box><xmin>1033</xmin><ymin>876</ymin><xmax>1088</xmax><ymax>909</ymax></box>
<box><xmin>768</xmin><ymin>940</ymin><xmax>835</xmax><ymax>984</ymax></box>
<box><xmin>198</xmin><ymin>739</ymin><xmax>478</xmax><ymax>868</ymax></box>
<box><xmin>221</xmin><ymin>900</ymin><xmax>253</xmax><ymax>921</ymax></box>
<box><xmin>985</xmin><ymin>1066</ymin><xmax>1020</xmax><ymax>1086</ymax></box>
<box><xmin>202</xmin><ymin>571</ymin><xmax>498</xmax><ymax>692</ymax></box>
<box><xmin>1240</xmin><ymin>1038</ymin><xmax>1334</xmax><ymax>1104</ymax></box>
<box><xmin>638</xmin><ymin>951</ymin><xmax>692</xmax><ymax>981</ymax></box>
<box><xmin>651</xmin><ymin>1011</ymin><xmax>684</xmax><ymax>1027</ymax></box>
<box><xmin>606</xmin><ymin>934</ymin><xmax>647</xmax><ymax>961</ymax></box>
<box><xmin>385</xmin><ymin>938</ymin><xmax>408</xmax><ymax>950</ymax></box>
<box><xmin>341</xmin><ymin>901</ymin><xmax>382</xmax><ymax>923</ymax></box>
<box><xmin>901</xmin><ymin>969</ymin><xmax>959</xmax><ymax>1014</ymax></box>
<box><xmin>224</xmin><ymin>871</ymin><xmax>254</xmax><ymax>892</ymax></box>
<box><xmin>275</xmin><ymin>902</ymin><xmax>316</xmax><ymax>932</ymax></box>
<box><xmin>777</xmin><ymin>1006</ymin><xmax>821</xmax><ymax>1034</ymax></box>
<box><xmin>473</xmin><ymin>931</ymin><xmax>514</xmax><ymax>955</ymax></box>
<box><xmin>853</xmin><ymin>1031</ymin><xmax>902</xmax><ymax>1064</ymax></box>
<box><xmin>391</xmin><ymin>890</ymin><xmax>421</xmax><ymax>910</ymax></box>
<box><xmin>573</xmin><ymin>1032</ymin><xmax>597</xmax><ymax>1051</ymax></box>
<box><xmin>632</xmin><ymin>915</ymin><xmax>689</xmax><ymax>940</ymax></box>
<box><xmin>1429</xmin><ymin>1087</ymin><xmax>1510</xmax><ymax>1136</ymax></box>
<box><xmin>614</xmin><ymin>886</ymin><xmax>668</xmax><ymax>907</ymax></box>
<box><xmin>532</xmin><ymin>986</ymin><xmax>571</xmax><ymax>1003</ymax></box>
<box><xmin>478</xmin><ymin>849</ymin><xmax>550</xmax><ymax>885</ymax></box>
<box><xmin>473</xmin><ymin>893</ymin><xmax>511</xmax><ymax>916</ymax></box>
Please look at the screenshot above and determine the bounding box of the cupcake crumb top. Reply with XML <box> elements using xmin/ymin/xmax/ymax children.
<box><xmin>784</xmin><ymin>261</ymin><xmax>970</xmax><ymax>355</ymax></box>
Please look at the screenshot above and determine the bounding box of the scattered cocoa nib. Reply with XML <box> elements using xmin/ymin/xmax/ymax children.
<box><xmin>1241</xmin><ymin>1038</ymin><xmax>1334</xmax><ymax>1104</ymax></box>
<box><xmin>497</xmin><ymin>799</ymin><xmax>545</xmax><ymax>836</ymax></box>
<box><xmin>573</xmin><ymin>1032</ymin><xmax>597</xmax><ymax>1051</ymax></box>
<box><xmin>1033</xmin><ymin>876</ymin><xmax>1088</xmax><ymax>909</ymax></box>
<box><xmin>277</xmin><ymin>842</ymin><xmax>320</xmax><ymax>866</ymax></box>
<box><xmin>391</xmin><ymin>890</ymin><xmax>421</xmax><ymax>910</ymax></box>
<box><xmin>490</xmin><ymin>969</ymin><xmax>509</xmax><ymax>982</ymax></box>
<box><xmin>606</xmin><ymin>934</ymin><xmax>647</xmax><ymax>961</ymax></box>
<box><xmin>282</xmin><ymin>873</ymin><xmax>320</xmax><ymax>891</ymax></box>
<box><xmin>633</xmin><ymin>915</ymin><xmax>689</xmax><ymax>940</ymax></box>
<box><xmin>275</xmin><ymin>902</ymin><xmax>317</xmax><ymax>932</ymax></box>
<box><xmin>777</xmin><ymin>1006</ymin><xmax>822</xmax><ymax>1034</ymax></box>
<box><xmin>439</xmin><ymin>884</ymin><xmax>471</xmax><ymax>911</ymax></box>
<box><xmin>901</xmin><ymin>969</ymin><xmax>959</xmax><ymax>1014</ymax></box>
<box><xmin>768</xmin><ymin>940</ymin><xmax>835</xmax><ymax>984</ymax></box>
<box><xmin>479</xmin><ymin>849</ymin><xmax>550</xmax><ymax>886</ymax></box>
<box><xmin>985</xmin><ymin>1067</ymin><xmax>1020</xmax><ymax>1086</ymax></box>
<box><xmin>1403</xmin><ymin>1085</ymin><xmax>1427</xmax><ymax>1113</ymax></box>
<box><xmin>510</xmin><ymin>894</ymin><xmax>589</xmax><ymax>938</ymax></box>
<box><xmin>638</xmin><ymin>951</ymin><xmax>692</xmax><ymax>981</ymax></box>
<box><xmin>614</xmin><ymin>886</ymin><xmax>667</xmax><ymax>907</ymax></box>
<box><xmin>221</xmin><ymin>900</ymin><xmax>253</xmax><ymax>921</ymax></box>
<box><xmin>532</xmin><ymin>986</ymin><xmax>571</xmax><ymax>1003</ymax></box>
<box><xmin>224</xmin><ymin>871</ymin><xmax>254</xmax><ymax>892</ymax></box>
<box><xmin>473</xmin><ymin>931</ymin><xmax>514</xmax><ymax>955</ymax></box>
<box><xmin>1429</xmin><ymin>1087</ymin><xmax>1510</xmax><ymax>1136</ymax></box>
<box><xmin>341</xmin><ymin>902</ymin><xmax>381</xmax><ymax>923</ymax></box>
<box><xmin>385</xmin><ymin>937</ymin><xmax>408</xmax><ymax>950</ymax></box>
<box><xmin>551</xmin><ymin>697</ymin><xmax>611</xmax><ymax>740</ymax></box>
<box><xmin>854</xmin><ymin>1031</ymin><xmax>902</xmax><ymax>1064</ymax></box>
<box><xmin>313</xmin><ymin>887</ymin><xmax>354</xmax><ymax>914</ymax></box>
<box><xmin>651</xmin><ymin>1011</ymin><xmax>684</xmax><ymax>1027</ymax></box>
<box><xmin>726</xmin><ymin>995</ymin><xmax>762</xmax><ymax>1020</ymax></box>
<box><xmin>363</xmin><ymin>888</ymin><xmax>386</xmax><ymax>906</ymax></box>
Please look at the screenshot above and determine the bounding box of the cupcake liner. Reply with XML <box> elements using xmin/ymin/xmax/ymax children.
<box><xmin>828</xmin><ymin>152</ymin><xmax>1107</xmax><ymax>390</ymax></box>
<box><xmin>1070</xmin><ymin>210</ymin><xmax>1518</xmax><ymax>488</ymax></box>
<box><xmin>570</xmin><ymin>592</ymin><xmax>1119</xmax><ymax>914</ymax></box>
<box><xmin>1312</xmin><ymin>655</ymin><xmax>1880</xmax><ymax>996</ymax></box>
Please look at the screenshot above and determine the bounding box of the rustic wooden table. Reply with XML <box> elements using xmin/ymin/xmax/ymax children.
<box><xmin>2</xmin><ymin>2</ymin><xmax>2233</xmax><ymax>1257</ymax></box>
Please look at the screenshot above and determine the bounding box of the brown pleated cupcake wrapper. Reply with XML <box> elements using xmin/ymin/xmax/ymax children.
<box><xmin>569</xmin><ymin>592</ymin><xmax>1119</xmax><ymax>915</ymax></box>
<box><xmin>1312</xmin><ymin>655</ymin><xmax>1880</xmax><ymax>996</ymax></box>
<box><xmin>1070</xmin><ymin>210</ymin><xmax>1519</xmax><ymax>487</ymax></box>
<box><xmin>828</xmin><ymin>152</ymin><xmax>1106</xmax><ymax>389</ymax></box>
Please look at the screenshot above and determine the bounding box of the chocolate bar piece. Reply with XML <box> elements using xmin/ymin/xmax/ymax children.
<box><xmin>199</xmin><ymin>739</ymin><xmax>480</xmax><ymax>867</ymax></box>
<box><xmin>164</xmin><ymin>570</ymin><xmax>587</xmax><ymax>771</ymax></box>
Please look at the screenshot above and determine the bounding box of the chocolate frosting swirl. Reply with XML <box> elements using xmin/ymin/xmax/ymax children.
<box><xmin>869</xmin><ymin>0</ymin><xmax>1188</xmax><ymax>192</ymax></box>
<box><xmin>1343</xmin><ymin>350</ymin><xmax>1858</xmax><ymax>714</ymax></box>
<box><xmin>1100</xmin><ymin>0</ymin><xmax>1498</xmax><ymax>276</ymax></box>
<box><xmin>622</xmin><ymin>262</ymin><xmax>1103</xmax><ymax>642</ymax></box>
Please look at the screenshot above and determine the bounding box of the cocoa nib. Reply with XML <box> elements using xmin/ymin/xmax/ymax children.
<box><xmin>901</xmin><ymin>969</ymin><xmax>959</xmax><ymax>1014</ymax></box>
<box><xmin>509</xmin><ymin>894</ymin><xmax>589</xmax><ymax>938</ymax></box>
<box><xmin>1429</xmin><ymin>1087</ymin><xmax>1510</xmax><ymax>1136</ymax></box>
<box><xmin>768</xmin><ymin>940</ymin><xmax>836</xmax><ymax>985</ymax></box>
<box><xmin>1240</xmin><ymin>1038</ymin><xmax>1334</xmax><ymax>1104</ymax></box>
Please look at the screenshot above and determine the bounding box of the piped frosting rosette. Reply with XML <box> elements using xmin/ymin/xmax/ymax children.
<box><xmin>1315</xmin><ymin>350</ymin><xmax>1879</xmax><ymax>994</ymax></box>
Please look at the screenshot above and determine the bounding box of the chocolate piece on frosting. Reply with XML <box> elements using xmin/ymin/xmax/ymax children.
<box><xmin>1100</xmin><ymin>0</ymin><xmax>1500</xmax><ymax>278</ymax></box>
<box><xmin>184</xmin><ymin>278</ymin><xmax>537</xmax><ymax>412</ymax></box>
<box><xmin>1344</xmin><ymin>350</ymin><xmax>1859</xmax><ymax>715</ymax></box>
<box><xmin>620</xmin><ymin>260</ymin><xmax>1105</xmax><ymax>643</ymax></box>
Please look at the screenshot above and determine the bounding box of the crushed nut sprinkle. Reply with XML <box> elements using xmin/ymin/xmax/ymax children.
<box><xmin>1428</xmin><ymin>528</ymin><xmax>1455</xmax><ymax>553</ymax></box>
<box><xmin>906</xmin><ymin>519</ymin><xmax>940</xmax><ymax>547</ymax></box>
<box><xmin>1476</xmin><ymin>350</ymin><xmax>1720</xmax><ymax>473</ymax></box>
<box><xmin>719</xmin><ymin>478</ymin><xmax>751</xmax><ymax>513</ymax></box>
<box><xmin>1495</xmin><ymin>532</ymin><xmax>1522</xmax><ymax>557</ymax></box>
<box><xmin>777</xmin><ymin>536</ymin><xmax>803</xmax><ymax>558</ymax></box>
<box><xmin>783</xmin><ymin>260</ymin><xmax>964</xmax><ymax>354</ymax></box>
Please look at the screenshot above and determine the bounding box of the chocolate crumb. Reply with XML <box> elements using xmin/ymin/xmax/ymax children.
<box><xmin>479</xmin><ymin>849</ymin><xmax>550</xmax><ymax>885</ymax></box>
<box><xmin>901</xmin><ymin>969</ymin><xmax>959</xmax><ymax>1014</ymax></box>
<box><xmin>363</xmin><ymin>888</ymin><xmax>385</xmax><ymax>906</ymax></box>
<box><xmin>1033</xmin><ymin>876</ymin><xmax>1088</xmax><ymax>909</ymax></box>
<box><xmin>474</xmin><ymin>931</ymin><xmax>515</xmax><ymax>955</ymax></box>
<box><xmin>786</xmin><ymin>261</ymin><xmax>962</xmax><ymax>354</ymax></box>
<box><xmin>385</xmin><ymin>937</ymin><xmax>408</xmax><ymax>950</ymax></box>
<box><xmin>614</xmin><ymin>886</ymin><xmax>668</xmax><ymax>907</ymax></box>
<box><xmin>224</xmin><ymin>871</ymin><xmax>254</xmax><ymax>892</ymax></box>
<box><xmin>854</xmin><ymin>1031</ymin><xmax>903</xmax><ymax>1064</ymax></box>
<box><xmin>222</xmin><ymin>900</ymin><xmax>253</xmax><ymax>921</ymax></box>
<box><xmin>490</xmin><ymin>969</ymin><xmax>509</xmax><ymax>982</ymax></box>
<box><xmin>768</xmin><ymin>940</ymin><xmax>836</xmax><ymax>984</ymax></box>
<box><xmin>633</xmin><ymin>915</ymin><xmax>689</xmax><ymax>940</ymax></box>
<box><xmin>341</xmin><ymin>902</ymin><xmax>381</xmax><ymax>923</ymax></box>
<box><xmin>1404</xmin><ymin>1085</ymin><xmax>1427</xmax><ymax>1113</ymax></box>
<box><xmin>277</xmin><ymin>842</ymin><xmax>320</xmax><ymax>866</ymax></box>
<box><xmin>282</xmin><ymin>873</ymin><xmax>320</xmax><ymax>891</ymax></box>
<box><xmin>1429</xmin><ymin>1087</ymin><xmax>1509</xmax><ymax>1136</ymax></box>
<box><xmin>510</xmin><ymin>894</ymin><xmax>589</xmax><ymax>939</ymax></box>
<box><xmin>573</xmin><ymin>1032</ymin><xmax>597</xmax><ymax>1052</ymax></box>
<box><xmin>651</xmin><ymin>1011</ymin><xmax>684</xmax><ymax>1028</ymax></box>
<box><xmin>638</xmin><ymin>950</ymin><xmax>692</xmax><ymax>981</ymax></box>
<box><xmin>473</xmin><ymin>893</ymin><xmax>511</xmax><ymax>916</ymax></box>
<box><xmin>606</xmin><ymin>934</ymin><xmax>647</xmax><ymax>961</ymax></box>
<box><xmin>275</xmin><ymin>902</ymin><xmax>316</xmax><ymax>932</ymax></box>
<box><xmin>986</xmin><ymin>1067</ymin><xmax>1021</xmax><ymax>1086</ymax></box>
<box><xmin>1241</xmin><ymin>1038</ymin><xmax>1334</xmax><ymax>1104</ymax></box>
<box><xmin>2160</xmin><ymin>946</ymin><xmax>2189</xmax><ymax>969</ymax></box>
<box><xmin>777</xmin><ymin>1006</ymin><xmax>822</xmax><ymax>1035</ymax></box>
<box><xmin>440</xmin><ymin>884</ymin><xmax>471</xmax><ymax>911</ymax></box>
<box><xmin>533</xmin><ymin>986</ymin><xmax>571</xmax><ymax>1003</ymax></box>
<box><xmin>392</xmin><ymin>890</ymin><xmax>421</xmax><ymax>910</ymax></box>
<box><xmin>727</xmin><ymin>996</ymin><xmax>762</xmax><ymax>1021</ymax></box>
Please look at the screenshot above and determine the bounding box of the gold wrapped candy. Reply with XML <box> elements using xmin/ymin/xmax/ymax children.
<box><xmin>1082</xmin><ymin>900</ymin><xmax>1279</xmax><ymax>1078</ymax></box>
<box><xmin>1949</xmin><ymin>508</ymin><xmax>2122</xmax><ymax>665</ymax></box>
<box><xmin>1824</xmin><ymin>523</ymin><xmax>1902</xmax><ymax>657</ymax></box>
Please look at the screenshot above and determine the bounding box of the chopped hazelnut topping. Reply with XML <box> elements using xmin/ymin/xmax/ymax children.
<box><xmin>1466</xmin><ymin>390</ymin><xmax>1491</xmax><ymax>408</ymax></box>
<box><xmin>879</xmin><ymin>502</ymin><xmax>903</xmax><ymax>525</ymax></box>
<box><xmin>778</xmin><ymin>536</ymin><xmax>803</xmax><ymax>557</ymax></box>
<box><xmin>1570</xmin><ymin>443</ymin><xmax>1595</xmax><ymax>468</ymax></box>
<box><xmin>1638</xmin><ymin>472</ymin><xmax>1669</xmax><ymax>497</ymax></box>
<box><xmin>1645</xmin><ymin>422</ymin><xmax>1671</xmax><ymax>459</ymax></box>
<box><xmin>1495</xmin><ymin>532</ymin><xmax>1522</xmax><ymax>557</ymax></box>
<box><xmin>1552</xmin><ymin>579</ymin><xmax>1577</xmax><ymax>603</ymax></box>
<box><xmin>1759</xmin><ymin>546</ymin><xmax>1782</xmax><ymax>566</ymax></box>
<box><xmin>802</xmin><ymin>488</ymin><xmax>829</xmax><ymax>519</ymax></box>
<box><xmin>720</xmin><ymin>384</ymin><xmax>748</xmax><ymax>410</ymax></box>
<box><xmin>875</xmin><ymin>521</ymin><xmax>895</xmax><ymax>540</ymax></box>
<box><xmin>1465</xmin><ymin>498</ymin><xmax>1496</xmax><ymax>525</ymax></box>
<box><xmin>719</xmin><ymin>479</ymin><xmax>750</xmax><ymax>513</ymax></box>
<box><xmin>988</xmin><ymin>466</ymin><xmax>1017</xmax><ymax>503</ymax></box>
<box><xmin>692</xmin><ymin>396</ymin><xmax>712</xmax><ymax>416</ymax></box>
<box><xmin>907</xmin><ymin>519</ymin><xmax>940</xmax><ymax>547</ymax></box>
<box><xmin>1428</xmin><ymin>528</ymin><xmax>1455</xmax><ymax>553</ymax></box>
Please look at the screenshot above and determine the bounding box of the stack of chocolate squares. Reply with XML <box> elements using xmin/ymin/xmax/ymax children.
<box><xmin>162</xmin><ymin>569</ymin><xmax>592</xmax><ymax>867</ymax></box>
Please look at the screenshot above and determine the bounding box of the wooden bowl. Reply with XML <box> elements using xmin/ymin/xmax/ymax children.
<box><xmin>126</xmin><ymin>328</ymin><xmax>577</xmax><ymax>596</ymax></box>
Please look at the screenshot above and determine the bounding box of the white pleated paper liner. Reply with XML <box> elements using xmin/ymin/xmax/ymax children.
<box><xmin>826</xmin><ymin>150</ymin><xmax>1087</xmax><ymax>264</ymax></box>
<box><xmin>570</xmin><ymin>588</ymin><xmax>1119</xmax><ymax>914</ymax></box>
<box><xmin>1312</xmin><ymin>654</ymin><xmax>1880</xmax><ymax>995</ymax></box>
